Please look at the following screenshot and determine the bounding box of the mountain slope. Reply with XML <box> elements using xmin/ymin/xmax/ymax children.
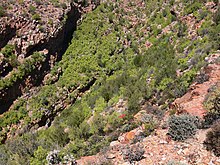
<box><xmin>0</xmin><ymin>0</ymin><xmax>219</xmax><ymax>164</ymax></box>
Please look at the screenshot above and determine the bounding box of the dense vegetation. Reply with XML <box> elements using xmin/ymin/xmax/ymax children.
<box><xmin>0</xmin><ymin>0</ymin><xmax>219</xmax><ymax>164</ymax></box>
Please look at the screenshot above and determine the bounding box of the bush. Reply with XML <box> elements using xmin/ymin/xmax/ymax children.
<box><xmin>214</xmin><ymin>7</ymin><xmax>220</xmax><ymax>25</ymax></box>
<box><xmin>184</xmin><ymin>2</ymin><xmax>202</xmax><ymax>15</ymax></box>
<box><xmin>30</xmin><ymin>146</ymin><xmax>48</xmax><ymax>165</ymax></box>
<box><xmin>195</xmin><ymin>72</ymin><xmax>209</xmax><ymax>84</ymax></box>
<box><xmin>168</xmin><ymin>114</ymin><xmax>199</xmax><ymax>141</ymax></box>
<box><xmin>203</xmin><ymin>84</ymin><xmax>220</xmax><ymax>127</ymax></box>
<box><xmin>32</xmin><ymin>13</ymin><xmax>41</xmax><ymax>21</ymax></box>
<box><xmin>29</xmin><ymin>5</ymin><xmax>36</xmax><ymax>14</ymax></box>
<box><xmin>0</xmin><ymin>6</ymin><xmax>5</xmax><ymax>17</ymax></box>
<box><xmin>0</xmin><ymin>145</ymin><xmax>9</xmax><ymax>165</ymax></box>
<box><xmin>1</xmin><ymin>44</ymin><xmax>15</xmax><ymax>58</ymax></box>
<box><xmin>122</xmin><ymin>144</ymin><xmax>145</xmax><ymax>163</ymax></box>
<box><xmin>204</xmin><ymin>121</ymin><xmax>220</xmax><ymax>156</ymax></box>
<box><xmin>140</xmin><ymin>114</ymin><xmax>158</xmax><ymax>136</ymax></box>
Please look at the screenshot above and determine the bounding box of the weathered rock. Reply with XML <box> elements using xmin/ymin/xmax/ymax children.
<box><xmin>110</xmin><ymin>141</ymin><xmax>121</xmax><ymax>147</ymax></box>
<box><xmin>107</xmin><ymin>153</ymin><xmax>116</xmax><ymax>159</ymax></box>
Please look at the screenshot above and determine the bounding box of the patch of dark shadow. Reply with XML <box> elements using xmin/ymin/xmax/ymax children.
<box><xmin>0</xmin><ymin>61</ymin><xmax>13</xmax><ymax>77</ymax></box>
<box><xmin>0</xmin><ymin>24</ymin><xmax>16</xmax><ymax>49</ymax></box>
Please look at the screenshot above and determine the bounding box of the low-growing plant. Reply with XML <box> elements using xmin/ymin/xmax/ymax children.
<box><xmin>167</xmin><ymin>160</ymin><xmax>187</xmax><ymax>165</ymax></box>
<box><xmin>140</xmin><ymin>113</ymin><xmax>158</xmax><ymax>136</ymax></box>
<box><xmin>122</xmin><ymin>144</ymin><xmax>145</xmax><ymax>163</ymax></box>
<box><xmin>184</xmin><ymin>2</ymin><xmax>202</xmax><ymax>15</ymax></box>
<box><xmin>0</xmin><ymin>6</ymin><xmax>6</xmax><ymax>17</ymax></box>
<box><xmin>1</xmin><ymin>44</ymin><xmax>15</xmax><ymax>58</ymax></box>
<box><xmin>204</xmin><ymin>121</ymin><xmax>220</xmax><ymax>156</ymax></box>
<box><xmin>29</xmin><ymin>5</ymin><xmax>36</xmax><ymax>14</ymax></box>
<box><xmin>32</xmin><ymin>13</ymin><xmax>41</xmax><ymax>21</ymax></box>
<box><xmin>168</xmin><ymin>114</ymin><xmax>200</xmax><ymax>141</ymax></box>
<box><xmin>203</xmin><ymin>83</ymin><xmax>220</xmax><ymax>127</ymax></box>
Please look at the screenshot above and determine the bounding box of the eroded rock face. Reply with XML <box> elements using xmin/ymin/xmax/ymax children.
<box><xmin>0</xmin><ymin>0</ymin><xmax>99</xmax><ymax>52</ymax></box>
<box><xmin>0</xmin><ymin>0</ymin><xmax>100</xmax><ymax>114</ymax></box>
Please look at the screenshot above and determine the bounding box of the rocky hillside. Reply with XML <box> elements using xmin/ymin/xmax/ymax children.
<box><xmin>0</xmin><ymin>0</ymin><xmax>219</xmax><ymax>164</ymax></box>
<box><xmin>0</xmin><ymin>0</ymin><xmax>99</xmax><ymax>113</ymax></box>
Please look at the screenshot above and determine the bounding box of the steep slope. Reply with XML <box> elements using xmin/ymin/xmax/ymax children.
<box><xmin>0</xmin><ymin>0</ymin><xmax>99</xmax><ymax>113</ymax></box>
<box><xmin>174</xmin><ymin>52</ymin><xmax>220</xmax><ymax>117</ymax></box>
<box><xmin>76</xmin><ymin>52</ymin><xmax>220</xmax><ymax>165</ymax></box>
<box><xmin>0</xmin><ymin>0</ymin><xmax>219</xmax><ymax>164</ymax></box>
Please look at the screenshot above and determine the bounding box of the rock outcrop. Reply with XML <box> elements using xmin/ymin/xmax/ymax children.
<box><xmin>0</xmin><ymin>0</ymin><xmax>99</xmax><ymax>114</ymax></box>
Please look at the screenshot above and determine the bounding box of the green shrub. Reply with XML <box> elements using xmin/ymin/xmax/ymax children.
<box><xmin>5</xmin><ymin>133</ymin><xmax>39</xmax><ymax>164</ymax></box>
<box><xmin>140</xmin><ymin>114</ymin><xmax>158</xmax><ymax>136</ymax></box>
<box><xmin>204</xmin><ymin>121</ymin><xmax>220</xmax><ymax>156</ymax></box>
<box><xmin>122</xmin><ymin>144</ymin><xmax>145</xmax><ymax>163</ymax></box>
<box><xmin>184</xmin><ymin>2</ymin><xmax>202</xmax><ymax>15</ymax></box>
<box><xmin>32</xmin><ymin>13</ymin><xmax>41</xmax><ymax>21</ymax></box>
<box><xmin>30</xmin><ymin>146</ymin><xmax>48</xmax><ymax>165</ymax></box>
<box><xmin>60</xmin><ymin>3</ymin><xmax>67</xmax><ymax>9</ymax></box>
<box><xmin>0</xmin><ymin>145</ymin><xmax>9</xmax><ymax>164</ymax></box>
<box><xmin>1</xmin><ymin>45</ymin><xmax>15</xmax><ymax>58</ymax></box>
<box><xmin>214</xmin><ymin>7</ymin><xmax>220</xmax><ymax>25</ymax></box>
<box><xmin>34</xmin><ymin>0</ymin><xmax>42</xmax><ymax>5</ymax></box>
<box><xmin>168</xmin><ymin>114</ymin><xmax>199</xmax><ymax>141</ymax></box>
<box><xmin>0</xmin><ymin>6</ymin><xmax>6</xmax><ymax>17</ymax></box>
<box><xmin>29</xmin><ymin>5</ymin><xmax>36</xmax><ymax>14</ymax></box>
<box><xmin>203</xmin><ymin>84</ymin><xmax>220</xmax><ymax>127</ymax></box>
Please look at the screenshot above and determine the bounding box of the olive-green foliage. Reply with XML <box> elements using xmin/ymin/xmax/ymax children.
<box><xmin>0</xmin><ymin>0</ymin><xmax>218</xmax><ymax>163</ymax></box>
<box><xmin>1</xmin><ymin>44</ymin><xmax>15</xmax><ymax>58</ymax></box>
<box><xmin>30</xmin><ymin>146</ymin><xmax>48</xmax><ymax>165</ymax></box>
<box><xmin>0</xmin><ymin>51</ymin><xmax>45</xmax><ymax>90</ymax></box>
<box><xmin>122</xmin><ymin>144</ymin><xmax>145</xmax><ymax>163</ymax></box>
<box><xmin>204</xmin><ymin>121</ymin><xmax>220</xmax><ymax>157</ymax></box>
<box><xmin>140</xmin><ymin>114</ymin><xmax>158</xmax><ymax>136</ymax></box>
<box><xmin>38</xmin><ymin>126</ymin><xmax>69</xmax><ymax>150</ymax></box>
<box><xmin>0</xmin><ymin>6</ymin><xmax>5</xmax><ymax>17</ymax></box>
<box><xmin>32</xmin><ymin>13</ymin><xmax>41</xmax><ymax>21</ymax></box>
<box><xmin>0</xmin><ymin>145</ymin><xmax>9</xmax><ymax>165</ymax></box>
<box><xmin>184</xmin><ymin>2</ymin><xmax>202</xmax><ymax>15</ymax></box>
<box><xmin>0</xmin><ymin>108</ymin><xmax>27</xmax><ymax>128</ymax></box>
<box><xmin>4</xmin><ymin>133</ymin><xmax>38</xmax><ymax>164</ymax></box>
<box><xmin>168</xmin><ymin>114</ymin><xmax>199</xmax><ymax>141</ymax></box>
<box><xmin>214</xmin><ymin>7</ymin><xmax>220</xmax><ymax>25</ymax></box>
<box><xmin>203</xmin><ymin>84</ymin><xmax>220</xmax><ymax>127</ymax></box>
<box><xmin>29</xmin><ymin>5</ymin><xmax>36</xmax><ymax>14</ymax></box>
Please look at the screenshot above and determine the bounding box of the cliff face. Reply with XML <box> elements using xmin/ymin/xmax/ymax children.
<box><xmin>0</xmin><ymin>1</ymin><xmax>99</xmax><ymax>114</ymax></box>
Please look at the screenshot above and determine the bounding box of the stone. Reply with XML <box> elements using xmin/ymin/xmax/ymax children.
<box><xmin>106</xmin><ymin>153</ymin><xmax>116</xmax><ymax>159</ymax></box>
<box><xmin>118</xmin><ymin>135</ymin><xmax>126</xmax><ymax>143</ymax></box>
<box><xmin>177</xmin><ymin>149</ymin><xmax>183</xmax><ymax>155</ymax></box>
<box><xmin>110</xmin><ymin>141</ymin><xmax>120</xmax><ymax>147</ymax></box>
<box><xmin>125</xmin><ymin>131</ymin><xmax>135</xmax><ymax>141</ymax></box>
<box><xmin>183</xmin><ymin>148</ymin><xmax>190</xmax><ymax>155</ymax></box>
<box><xmin>159</xmin><ymin>140</ymin><xmax>168</xmax><ymax>144</ymax></box>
